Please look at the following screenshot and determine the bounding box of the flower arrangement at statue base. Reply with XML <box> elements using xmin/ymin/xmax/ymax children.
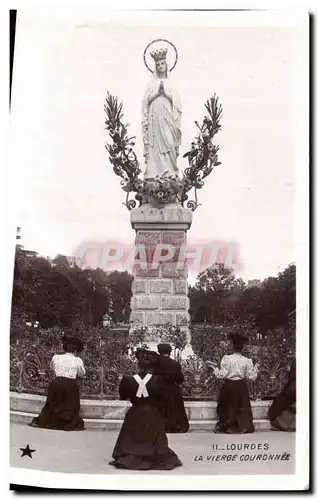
<box><xmin>128</xmin><ymin>324</ymin><xmax>188</xmax><ymax>358</ymax></box>
<box><xmin>142</xmin><ymin>173</ymin><xmax>184</xmax><ymax>207</ymax></box>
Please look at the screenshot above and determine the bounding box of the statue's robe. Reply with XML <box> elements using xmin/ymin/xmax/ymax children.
<box><xmin>142</xmin><ymin>73</ymin><xmax>182</xmax><ymax>179</ymax></box>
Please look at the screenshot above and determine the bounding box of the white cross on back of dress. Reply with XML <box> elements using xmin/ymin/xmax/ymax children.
<box><xmin>133</xmin><ymin>373</ymin><xmax>153</xmax><ymax>398</ymax></box>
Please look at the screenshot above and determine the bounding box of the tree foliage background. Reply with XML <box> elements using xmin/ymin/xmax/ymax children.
<box><xmin>189</xmin><ymin>262</ymin><xmax>295</xmax><ymax>332</ymax></box>
<box><xmin>11</xmin><ymin>228</ymin><xmax>295</xmax><ymax>364</ymax></box>
<box><xmin>10</xmin><ymin>229</ymin><xmax>133</xmax><ymax>342</ymax></box>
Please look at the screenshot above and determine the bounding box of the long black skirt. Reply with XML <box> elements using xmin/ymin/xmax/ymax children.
<box><xmin>30</xmin><ymin>377</ymin><xmax>85</xmax><ymax>431</ymax></box>
<box><xmin>160</xmin><ymin>384</ymin><xmax>189</xmax><ymax>433</ymax></box>
<box><xmin>110</xmin><ymin>404</ymin><xmax>182</xmax><ymax>470</ymax></box>
<box><xmin>268</xmin><ymin>380</ymin><xmax>296</xmax><ymax>431</ymax></box>
<box><xmin>215</xmin><ymin>379</ymin><xmax>254</xmax><ymax>434</ymax></box>
<box><xmin>269</xmin><ymin>407</ymin><xmax>296</xmax><ymax>431</ymax></box>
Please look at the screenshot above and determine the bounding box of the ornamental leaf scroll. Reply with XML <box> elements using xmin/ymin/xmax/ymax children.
<box><xmin>104</xmin><ymin>92</ymin><xmax>223</xmax><ymax>211</ymax></box>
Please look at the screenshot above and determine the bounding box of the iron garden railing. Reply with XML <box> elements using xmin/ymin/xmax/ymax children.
<box><xmin>10</xmin><ymin>346</ymin><xmax>291</xmax><ymax>401</ymax></box>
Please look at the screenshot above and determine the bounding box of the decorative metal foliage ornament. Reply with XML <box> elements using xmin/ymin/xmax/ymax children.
<box><xmin>104</xmin><ymin>92</ymin><xmax>143</xmax><ymax>210</ymax></box>
<box><xmin>181</xmin><ymin>94</ymin><xmax>223</xmax><ymax>211</ymax></box>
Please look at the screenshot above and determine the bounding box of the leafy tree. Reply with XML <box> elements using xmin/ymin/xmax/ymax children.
<box><xmin>252</xmin><ymin>264</ymin><xmax>296</xmax><ymax>333</ymax></box>
<box><xmin>190</xmin><ymin>263</ymin><xmax>296</xmax><ymax>338</ymax></box>
<box><xmin>104</xmin><ymin>270</ymin><xmax>133</xmax><ymax>323</ymax></box>
<box><xmin>51</xmin><ymin>254</ymin><xmax>71</xmax><ymax>267</ymax></box>
<box><xmin>190</xmin><ymin>264</ymin><xmax>238</xmax><ymax>324</ymax></box>
<box><xmin>11</xmin><ymin>249</ymin><xmax>113</xmax><ymax>331</ymax></box>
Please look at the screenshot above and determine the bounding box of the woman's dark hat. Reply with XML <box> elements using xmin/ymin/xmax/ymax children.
<box><xmin>134</xmin><ymin>347</ymin><xmax>146</xmax><ymax>360</ymax></box>
<box><xmin>157</xmin><ymin>343</ymin><xmax>172</xmax><ymax>354</ymax></box>
<box><xmin>62</xmin><ymin>336</ymin><xmax>84</xmax><ymax>353</ymax></box>
<box><xmin>135</xmin><ymin>349</ymin><xmax>159</xmax><ymax>366</ymax></box>
<box><xmin>141</xmin><ymin>350</ymin><xmax>159</xmax><ymax>362</ymax></box>
<box><xmin>229</xmin><ymin>333</ymin><xmax>249</xmax><ymax>348</ymax></box>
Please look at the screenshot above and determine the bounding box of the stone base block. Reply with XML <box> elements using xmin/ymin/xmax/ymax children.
<box><xmin>176</xmin><ymin>312</ymin><xmax>189</xmax><ymax>326</ymax></box>
<box><xmin>133</xmin><ymin>295</ymin><xmax>160</xmax><ymax>310</ymax></box>
<box><xmin>129</xmin><ymin>203</ymin><xmax>191</xmax><ymax>338</ymax></box>
<box><xmin>149</xmin><ymin>279</ymin><xmax>173</xmax><ymax>294</ymax></box>
<box><xmin>129</xmin><ymin>312</ymin><xmax>144</xmax><ymax>327</ymax></box>
<box><xmin>133</xmin><ymin>264</ymin><xmax>160</xmax><ymax>278</ymax></box>
<box><xmin>131</xmin><ymin>204</ymin><xmax>192</xmax><ymax>231</ymax></box>
<box><xmin>174</xmin><ymin>279</ymin><xmax>188</xmax><ymax>294</ymax></box>
<box><xmin>161</xmin><ymin>296</ymin><xmax>189</xmax><ymax>310</ymax></box>
<box><xmin>161</xmin><ymin>263</ymin><xmax>187</xmax><ymax>279</ymax></box>
<box><xmin>145</xmin><ymin>311</ymin><xmax>174</xmax><ymax>326</ymax></box>
<box><xmin>132</xmin><ymin>279</ymin><xmax>147</xmax><ymax>294</ymax></box>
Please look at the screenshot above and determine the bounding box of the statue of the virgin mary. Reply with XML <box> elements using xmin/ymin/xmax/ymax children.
<box><xmin>142</xmin><ymin>47</ymin><xmax>182</xmax><ymax>180</ymax></box>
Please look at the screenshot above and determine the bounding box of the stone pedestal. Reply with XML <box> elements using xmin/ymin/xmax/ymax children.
<box><xmin>130</xmin><ymin>203</ymin><xmax>193</xmax><ymax>356</ymax></box>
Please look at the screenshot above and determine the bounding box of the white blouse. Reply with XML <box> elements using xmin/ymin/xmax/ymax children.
<box><xmin>214</xmin><ymin>353</ymin><xmax>258</xmax><ymax>381</ymax></box>
<box><xmin>50</xmin><ymin>353</ymin><xmax>86</xmax><ymax>379</ymax></box>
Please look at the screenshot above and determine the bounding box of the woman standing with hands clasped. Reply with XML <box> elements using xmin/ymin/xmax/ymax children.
<box><xmin>206</xmin><ymin>333</ymin><xmax>259</xmax><ymax>434</ymax></box>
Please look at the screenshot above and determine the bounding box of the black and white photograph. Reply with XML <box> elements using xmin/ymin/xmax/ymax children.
<box><xmin>7</xmin><ymin>7</ymin><xmax>309</xmax><ymax>491</ymax></box>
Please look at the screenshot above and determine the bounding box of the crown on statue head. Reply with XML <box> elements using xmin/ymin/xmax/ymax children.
<box><xmin>150</xmin><ymin>48</ymin><xmax>168</xmax><ymax>62</ymax></box>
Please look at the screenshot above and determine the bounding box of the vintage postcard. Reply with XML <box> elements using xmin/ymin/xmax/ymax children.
<box><xmin>8</xmin><ymin>8</ymin><xmax>309</xmax><ymax>492</ymax></box>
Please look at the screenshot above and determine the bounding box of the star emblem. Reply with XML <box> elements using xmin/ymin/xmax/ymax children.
<box><xmin>20</xmin><ymin>444</ymin><xmax>36</xmax><ymax>458</ymax></box>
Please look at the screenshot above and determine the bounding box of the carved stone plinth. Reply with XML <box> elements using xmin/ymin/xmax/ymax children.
<box><xmin>130</xmin><ymin>203</ymin><xmax>192</xmax><ymax>231</ymax></box>
<box><xmin>129</xmin><ymin>203</ymin><xmax>193</xmax><ymax>356</ymax></box>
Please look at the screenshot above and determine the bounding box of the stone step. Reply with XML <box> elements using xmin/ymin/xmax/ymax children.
<box><xmin>11</xmin><ymin>410</ymin><xmax>38</xmax><ymax>425</ymax></box>
<box><xmin>10</xmin><ymin>411</ymin><xmax>272</xmax><ymax>431</ymax></box>
<box><xmin>10</xmin><ymin>392</ymin><xmax>272</xmax><ymax>421</ymax></box>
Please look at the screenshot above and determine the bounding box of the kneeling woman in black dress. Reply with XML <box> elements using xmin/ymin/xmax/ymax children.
<box><xmin>156</xmin><ymin>343</ymin><xmax>189</xmax><ymax>433</ymax></box>
<box><xmin>110</xmin><ymin>349</ymin><xmax>182</xmax><ymax>470</ymax></box>
<box><xmin>30</xmin><ymin>336</ymin><xmax>86</xmax><ymax>431</ymax></box>
<box><xmin>268</xmin><ymin>359</ymin><xmax>296</xmax><ymax>431</ymax></box>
